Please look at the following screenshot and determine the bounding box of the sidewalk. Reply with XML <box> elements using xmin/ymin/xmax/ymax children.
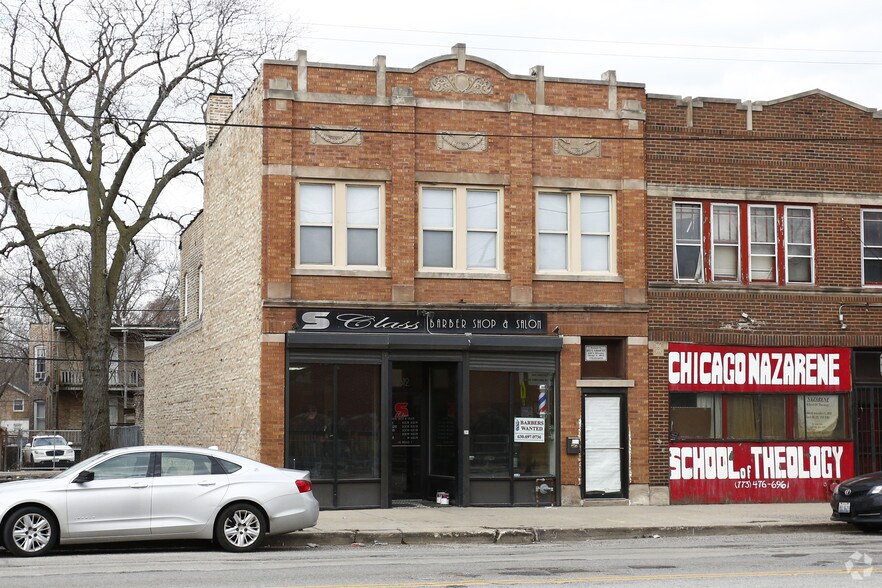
<box><xmin>269</xmin><ymin>501</ymin><xmax>841</xmax><ymax>547</ymax></box>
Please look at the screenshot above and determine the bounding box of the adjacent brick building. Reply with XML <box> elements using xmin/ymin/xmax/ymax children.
<box><xmin>646</xmin><ymin>90</ymin><xmax>882</xmax><ymax>504</ymax></box>
<box><xmin>147</xmin><ymin>44</ymin><xmax>882</xmax><ymax>508</ymax></box>
<box><xmin>146</xmin><ymin>44</ymin><xmax>651</xmax><ymax>508</ymax></box>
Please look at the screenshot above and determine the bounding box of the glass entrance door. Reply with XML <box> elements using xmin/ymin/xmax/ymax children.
<box><xmin>390</xmin><ymin>362</ymin><xmax>458</xmax><ymax>504</ymax></box>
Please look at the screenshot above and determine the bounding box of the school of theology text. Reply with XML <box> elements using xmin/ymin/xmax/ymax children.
<box><xmin>670</xmin><ymin>445</ymin><xmax>845</xmax><ymax>481</ymax></box>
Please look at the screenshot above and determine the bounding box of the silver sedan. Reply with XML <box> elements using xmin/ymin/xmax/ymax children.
<box><xmin>0</xmin><ymin>445</ymin><xmax>319</xmax><ymax>556</ymax></box>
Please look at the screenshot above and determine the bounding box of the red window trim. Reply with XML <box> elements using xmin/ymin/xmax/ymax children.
<box><xmin>676</xmin><ymin>200</ymin><xmax>814</xmax><ymax>286</ymax></box>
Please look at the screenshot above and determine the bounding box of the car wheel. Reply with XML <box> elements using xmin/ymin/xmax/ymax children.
<box><xmin>2</xmin><ymin>506</ymin><xmax>58</xmax><ymax>557</ymax></box>
<box><xmin>214</xmin><ymin>503</ymin><xmax>266</xmax><ymax>552</ymax></box>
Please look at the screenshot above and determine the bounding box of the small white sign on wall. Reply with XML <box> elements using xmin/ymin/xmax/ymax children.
<box><xmin>584</xmin><ymin>345</ymin><xmax>608</xmax><ymax>362</ymax></box>
<box><xmin>514</xmin><ymin>417</ymin><xmax>545</xmax><ymax>442</ymax></box>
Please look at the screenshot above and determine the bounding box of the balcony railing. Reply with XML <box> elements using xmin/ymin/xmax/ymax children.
<box><xmin>57</xmin><ymin>367</ymin><xmax>143</xmax><ymax>388</ymax></box>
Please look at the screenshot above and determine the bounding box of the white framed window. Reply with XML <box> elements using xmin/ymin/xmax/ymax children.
<box><xmin>862</xmin><ymin>209</ymin><xmax>882</xmax><ymax>286</ymax></box>
<box><xmin>420</xmin><ymin>185</ymin><xmax>502</xmax><ymax>271</ymax></box>
<box><xmin>182</xmin><ymin>272</ymin><xmax>189</xmax><ymax>318</ymax></box>
<box><xmin>198</xmin><ymin>265</ymin><xmax>204</xmax><ymax>318</ymax></box>
<box><xmin>749</xmin><ymin>205</ymin><xmax>777</xmax><ymax>282</ymax></box>
<box><xmin>711</xmin><ymin>203</ymin><xmax>739</xmax><ymax>281</ymax></box>
<box><xmin>13</xmin><ymin>398</ymin><xmax>24</xmax><ymax>412</ymax></box>
<box><xmin>537</xmin><ymin>191</ymin><xmax>613</xmax><ymax>274</ymax></box>
<box><xmin>296</xmin><ymin>181</ymin><xmax>383</xmax><ymax>269</ymax></box>
<box><xmin>33</xmin><ymin>400</ymin><xmax>45</xmax><ymax>430</ymax></box>
<box><xmin>673</xmin><ymin>202</ymin><xmax>703</xmax><ymax>282</ymax></box>
<box><xmin>34</xmin><ymin>346</ymin><xmax>46</xmax><ymax>381</ymax></box>
<box><xmin>784</xmin><ymin>206</ymin><xmax>813</xmax><ymax>284</ymax></box>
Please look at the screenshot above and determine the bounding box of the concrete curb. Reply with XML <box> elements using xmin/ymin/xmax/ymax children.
<box><xmin>266</xmin><ymin>521</ymin><xmax>844</xmax><ymax>548</ymax></box>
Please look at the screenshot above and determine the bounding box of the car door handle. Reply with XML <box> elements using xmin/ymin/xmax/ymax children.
<box><xmin>198</xmin><ymin>480</ymin><xmax>217</xmax><ymax>486</ymax></box>
<box><xmin>130</xmin><ymin>482</ymin><xmax>149</xmax><ymax>489</ymax></box>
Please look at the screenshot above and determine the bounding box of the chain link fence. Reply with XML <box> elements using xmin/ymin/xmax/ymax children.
<box><xmin>1</xmin><ymin>426</ymin><xmax>143</xmax><ymax>471</ymax></box>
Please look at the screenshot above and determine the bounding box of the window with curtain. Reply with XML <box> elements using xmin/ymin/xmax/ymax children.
<box><xmin>674</xmin><ymin>202</ymin><xmax>702</xmax><ymax>281</ymax></box>
<box><xmin>862</xmin><ymin>209</ymin><xmax>882</xmax><ymax>285</ymax></box>
<box><xmin>671</xmin><ymin>392</ymin><xmax>847</xmax><ymax>441</ymax></box>
<box><xmin>711</xmin><ymin>203</ymin><xmax>739</xmax><ymax>280</ymax></box>
<box><xmin>749</xmin><ymin>205</ymin><xmax>777</xmax><ymax>281</ymax></box>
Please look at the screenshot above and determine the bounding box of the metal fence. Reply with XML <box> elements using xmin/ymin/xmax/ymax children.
<box><xmin>0</xmin><ymin>426</ymin><xmax>144</xmax><ymax>471</ymax></box>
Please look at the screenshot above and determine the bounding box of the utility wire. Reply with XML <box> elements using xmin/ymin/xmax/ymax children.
<box><xmin>301</xmin><ymin>22</ymin><xmax>882</xmax><ymax>56</ymax></box>
<box><xmin>300</xmin><ymin>36</ymin><xmax>882</xmax><ymax>67</ymax></box>
<box><xmin>3</xmin><ymin>109</ymin><xmax>882</xmax><ymax>142</ymax></box>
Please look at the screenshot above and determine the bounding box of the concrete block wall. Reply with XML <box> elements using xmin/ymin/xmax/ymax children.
<box><xmin>145</xmin><ymin>79</ymin><xmax>266</xmax><ymax>459</ymax></box>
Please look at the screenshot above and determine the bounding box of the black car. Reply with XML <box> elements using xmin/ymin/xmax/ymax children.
<box><xmin>831</xmin><ymin>472</ymin><xmax>882</xmax><ymax>532</ymax></box>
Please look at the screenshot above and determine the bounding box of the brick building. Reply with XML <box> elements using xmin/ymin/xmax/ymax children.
<box><xmin>28</xmin><ymin>321</ymin><xmax>172</xmax><ymax>437</ymax></box>
<box><xmin>146</xmin><ymin>44</ymin><xmax>652</xmax><ymax>508</ymax></box>
<box><xmin>646</xmin><ymin>90</ymin><xmax>882</xmax><ymax>504</ymax></box>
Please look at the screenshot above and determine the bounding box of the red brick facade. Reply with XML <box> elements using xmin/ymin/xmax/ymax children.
<box><xmin>254</xmin><ymin>46</ymin><xmax>650</xmax><ymax>505</ymax></box>
<box><xmin>646</xmin><ymin>90</ymin><xmax>882</xmax><ymax>501</ymax></box>
<box><xmin>153</xmin><ymin>45</ymin><xmax>882</xmax><ymax>507</ymax></box>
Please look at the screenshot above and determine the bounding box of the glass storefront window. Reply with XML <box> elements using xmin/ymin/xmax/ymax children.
<box><xmin>469</xmin><ymin>370</ymin><xmax>556</xmax><ymax>478</ymax></box>
<box><xmin>795</xmin><ymin>394</ymin><xmax>848</xmax><ymax>440</ymax></box>
<box><xmin>289</xmin><ymin>363</ymin><xmax>380</xmax><ymax>481</ymax></box>
<box><xmin>670</xmin><ymin>393</ymin><xmax>722</xmax><ymax>439</ymax></box>
<box><xmin>670</xmin><ymin>392</ymin><xmax>848</xmax><ymax>441</ymax></box>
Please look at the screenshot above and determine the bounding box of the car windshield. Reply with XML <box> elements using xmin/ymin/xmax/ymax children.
<box><xmin>34</xmin><ymin>436</ymin><xmax>66</xmax><ymax>446</ymax></box>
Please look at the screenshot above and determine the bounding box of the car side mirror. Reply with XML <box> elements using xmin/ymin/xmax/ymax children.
<box><xmin>68</xmin><ymin>442</ymin><xmax>73</xmax><ymax>446</ymax></box>
<box><xmin>73</xmin><ymin>470</ymin><xmax>94</xmax><ymax>484</ymax></box>
<box><xmin>24</xmin><ymin>443</ymin><xmax>31</xmax><ymax>449</ymax></box>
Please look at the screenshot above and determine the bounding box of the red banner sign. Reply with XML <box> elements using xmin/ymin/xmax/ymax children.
<box><xmin>670</xmin><ymin>441</ymin><xmax>854</xmax><ymax>503</ymax></box>
<box><xmin>668</xmin><ymin>344</ymin><xmax>851</xmax><ymax>393</ymax></box>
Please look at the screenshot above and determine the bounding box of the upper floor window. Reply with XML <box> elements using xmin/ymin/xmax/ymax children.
<box><xmin>537</xmin><ymin>191</ymin><xmax>613</xmax><ymax>274</ymax></box>
<box><xmin>862</xmin><ymin>209</ymin><xmax>882</xmax><ymax>286</ymax></box>
<box><xmin>13</xmin><ymin>398</ymin><xmax>24</xmax><ymax>412</ymax></box>
<box><xmin>198</xmin><ymin>265</ymin><xmax>204</xmax><ymax>318</ymax></box>
<box><xmin>297</xmin><ymin>181</ymin><xmax>383</xmax><ymax>269</ymax></box>
<box><xmin>33</xmin><ymin>400</ymin><xmax>45</xmax><ymax>430</ymax></box>
<box><xmin>34</xmin><ymin>346</ymin><xmax>46</xmax><ymax>381</ymax></box>
<box><xmin>420</xmin><ymin>186</ymin><xmax>501</xmax><ymax>272</ymax></box>
<box><xmin>673</xmin><ymin>201</ymin><xmax>814</xmax><ymax>285</ymax></box>
<box><xmin>182</xmin><ymin>272</ymin><xmax>189</xmax><ymax>318</ymax></box>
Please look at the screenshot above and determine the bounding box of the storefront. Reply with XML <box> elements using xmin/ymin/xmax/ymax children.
<box><xmin>668</xmin><ymin>343</ymin><xmax>854</xmax><ymax>504</ymax></box>
<box><xmin>286</xmin><ymin>308</ymin><xmax>562</xmax><ymax>509</ymax></box>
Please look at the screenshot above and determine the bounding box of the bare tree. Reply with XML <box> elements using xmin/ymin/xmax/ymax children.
<box><xmin>0</xmin><ymin>0</ymin><xmax>297</xmax><ymax>457</ymax></box>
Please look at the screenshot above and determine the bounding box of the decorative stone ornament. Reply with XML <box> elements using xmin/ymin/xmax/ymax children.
<box><xmin>436</xmin><ymin>131</ymin><xmax>487</xmax><ymax>152</ymax></box>
<box><xmin>553</xmin><ymin>137</ymin><xmax>601</xmax><ymax>158</ymax></box>
<box><xmin>310</xmin><ymin>126</ymin><xmax>363</xmax><ymax>146</ymax></box>
<box><xmin>429</xmin><ymin>73</ymin><xmax>493</xmax><ymax>95</ymax></box>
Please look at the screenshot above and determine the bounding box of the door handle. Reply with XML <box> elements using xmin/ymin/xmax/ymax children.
<box><xmin>130</xmin><ymin>482</ymin><xmax>148</xmax><ymax>489</ymax></box>
<box><xmin>198</xmin><ymin>480</ymin><xmax>217</xmax><ymax>486</ymax></box>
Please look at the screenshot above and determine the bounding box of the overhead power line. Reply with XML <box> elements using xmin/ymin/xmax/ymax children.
<box><xmin>3</xmin><ymin>109</ymin><xmax>882</xmax><ymax>143</ymax></box>
<box><xmin>302</xmin><ymin>22</ymin><xmax>882</xmax><ymax>56</ymax></box>
<box><xmin>298</xmin><ymin>36</ymin><xmax>882</xmax><ymax>67</ymax></box>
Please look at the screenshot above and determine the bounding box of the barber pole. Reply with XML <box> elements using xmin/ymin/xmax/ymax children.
<box><xmin>538</xmin><ymin>386</ymin><xmax>547</xmax><ymax>416</ymax></box>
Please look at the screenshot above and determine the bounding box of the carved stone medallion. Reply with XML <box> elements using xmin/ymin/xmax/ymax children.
<box><xmin>310</xmin><ymin>126</ymin><xmax>363</xmax><ymax>146</ymax></box>
<box><xmin>429</xmin><ymin>73</ymin><xmax>493</xmax><ymax>95</ymax></box>
<box><xmin>553</xmin><ymin>137</ymin><xmax>601</xmax><ymax>158</ymax></box>
<box><xmin>436</xmin><ymin>131</ymin><xmax>487</xmax><ymax>152</ymax></box>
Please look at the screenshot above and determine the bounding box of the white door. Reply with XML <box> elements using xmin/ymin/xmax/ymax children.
<box><xmin>583</xmin><ymin>395</ymin><xmax>623</xmax><ymax>495</ymax></box>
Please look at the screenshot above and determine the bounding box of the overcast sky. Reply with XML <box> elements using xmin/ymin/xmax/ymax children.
<box><xmin>24</xmin><ymin>1</ymin><xmax>882</xmax><ymax>255</ymax></box>
<box><xmin>289</xmin><ymin>0</ymin><xmax>882</xmax><ymax>109</ymax></box>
